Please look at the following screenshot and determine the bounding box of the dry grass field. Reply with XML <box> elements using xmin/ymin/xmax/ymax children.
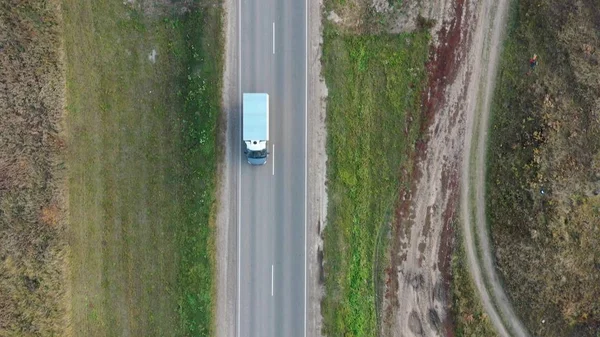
<box><xmin>488</xmin><ymin>0</ymin><xmax>600</xmax><ymax>335</ymax></box>
<box><xmin>0</xmin><ymin>0</ymin><xmax>69</xmax><ymax>335</ymax></box>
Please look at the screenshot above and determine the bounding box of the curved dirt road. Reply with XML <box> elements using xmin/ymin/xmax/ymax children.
<box><xmin>460</xmin><ymin>0</ymin><xmax>530</xmax><ymax>336</ymax></box>
<box><xmin>383</xmin><ymin>0</ymin><xmax>531</xmax><ymax>335</ymax></box>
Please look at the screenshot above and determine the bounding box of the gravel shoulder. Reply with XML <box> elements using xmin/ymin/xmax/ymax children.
<box><xmin>215</xmin><ymin>0</ymin><xmax>239</xmax><ymax>334</ymax></box>
<box><xmin>306</xmin><ymin>0</ymin><xmax>328</xmax><ymax>334</ymax></box>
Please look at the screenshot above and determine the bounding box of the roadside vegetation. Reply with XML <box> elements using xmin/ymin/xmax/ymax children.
<box><xmin>64</xmin><ymin>0</ymin><xmax>222</xmax><ymax>335</ymax></box>
<box><xmin>487</xmin><ymin>0</ymin><xmax>600</xmax><ymax>335</ymax></box>
<box><xmin>0</xmin><ymin>1</ymin><xmax>68</xmax><ymax>335</ymax></box>
<box><xmin>0</xmin><ymin>0</ymin><xmax>222</xmax><ymax>336</ymax></box>
<box><xmin>320</xmin><ymin>2</ymin><xmax>430</xmax><ymax>334</ymax></box>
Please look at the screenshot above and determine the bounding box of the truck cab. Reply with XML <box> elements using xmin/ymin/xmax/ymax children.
<box><xmin>245</xmin><ymin>140</ymin><xmax>268</xmax><ymax>165</ymax></box>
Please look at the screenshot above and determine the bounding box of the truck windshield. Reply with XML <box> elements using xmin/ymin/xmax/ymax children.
<box><xmin>248</xmin><ymin>149</ymin><xmax>267</xmax><ymax>158</ymax></box>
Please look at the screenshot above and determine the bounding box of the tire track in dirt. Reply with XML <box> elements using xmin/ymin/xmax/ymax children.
<box><xmin>460</xmin><ymin>0</ymin><xmax>530</xmax><ymax>336</ymax></box>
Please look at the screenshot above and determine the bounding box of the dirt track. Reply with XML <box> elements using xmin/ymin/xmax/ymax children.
<box><xmin>382</xmin><ymin>0</ymin><xmax>529</xmax><ymax>335</ymax></box>
<box><xmin>460</xmin><ymin>0</ymin><xmax>531</xmax><ymax>336</ymax></box>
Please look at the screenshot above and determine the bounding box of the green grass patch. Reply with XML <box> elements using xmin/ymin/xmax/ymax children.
<box><xmin>321</xmin><ymin>22</ymin><xmax>430</xmax><ymax>336</ymax></box>
<box><xmin>175</xmin><ymin>6</ymin><xmax>223</xmax><ymax>336</ymax></box>
<box><xmin>63</xmin><ymin>1</ymin><xmax>222</xmax><ymax>336</ymax></box>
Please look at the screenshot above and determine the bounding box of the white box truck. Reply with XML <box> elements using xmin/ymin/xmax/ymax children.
<box><xmin>243</xmin><ymin>93</ymin><xmax>269</xmax><ymax>165</ymax></box>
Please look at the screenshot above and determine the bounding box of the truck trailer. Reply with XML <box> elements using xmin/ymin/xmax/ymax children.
<box><xmin>242</xmin><ymin>93</ymin><xmax>269</xmax><ymax>165</ymax></box>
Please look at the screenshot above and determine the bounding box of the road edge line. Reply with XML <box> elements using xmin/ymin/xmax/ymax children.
<box><xmin>304</xmin><ymin>0</ymin><xmax>309</xmax><ymax>333</ymax></box>
<box><xmin>237</xmin><ymin>0</ymin><xmax>242</xmax><ymax>333</ymax></box>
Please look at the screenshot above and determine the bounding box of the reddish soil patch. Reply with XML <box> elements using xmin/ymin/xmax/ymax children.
<box><xmin>382</xmin><ymin>0</ymin><xmax>471</xmax><ymax>335</ymax></box>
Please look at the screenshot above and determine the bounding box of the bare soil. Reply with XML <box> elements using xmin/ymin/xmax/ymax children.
<box><xmin>380</xmin><ymin>0</ymin><xmax>476</xmax><ymax>335</ymax></box>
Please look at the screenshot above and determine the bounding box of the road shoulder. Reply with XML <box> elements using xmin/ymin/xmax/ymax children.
<box><xmin>216</xmin><ymin>0</ymin><xmax>239</xmax><ymax>334</ymax></box>
<box><xmin>306</xmin><ymin>0</ymin><xmax>328</xmax><ymax>334</ymax></box>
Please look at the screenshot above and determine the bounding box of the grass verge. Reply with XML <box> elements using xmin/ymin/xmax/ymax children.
<box><xmin>487</xmin><ymin>0</ymin><xmax>600</xmax><ymax>335</ymax></box>
<box><xmin>320</xmin><ymin>20</ymin><xmax>430</xmax><ymax>335</ymax></box>
<box><xmin>63</xmin><ymin>0</ymin><xmax>222</xmax><ymax>336</ymax></box>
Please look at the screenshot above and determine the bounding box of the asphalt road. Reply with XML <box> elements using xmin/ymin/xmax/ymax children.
<box><xmin>237</xmin><ymin>0</ymin><xmax>306</xmax><ymax>335</ymax></box>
